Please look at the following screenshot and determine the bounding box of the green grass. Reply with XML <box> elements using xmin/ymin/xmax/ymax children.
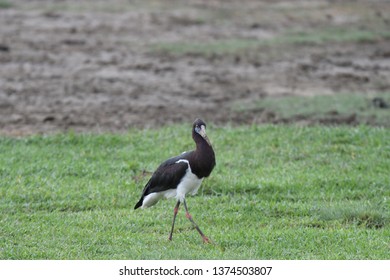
<box><xmin>152</xmin><ymin>26</ymin><xmax>390</xmax><ymax>56</ymax></box>
<box><xmin>151</xmin><ymin>39</ymin><xmax>261</xmax><ymax>56</ymax></box>
<box><xmin>0</xmin><ymin>0</ymin><xmax>12</xmax><ymax>9</ymax></box>
<box><xmin>17</xmin><ymin>0</ymin><xmax>138</xmax><ymax>13</ymax></box>
<box><xmin>277</xmin><ymin>26</ymin><xmax>390</xmax><ymax>45</ymax></box>
<box><xmin>234</xmin><ymin>93</ymin><xmax>390</xmax><ymax>126</ymax></box>
<box><xmin>1</xmin><ymin>125</ymin><xmax>389</xmax><ymax>259</ymax></box>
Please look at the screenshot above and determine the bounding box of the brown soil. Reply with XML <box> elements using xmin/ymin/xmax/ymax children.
<box><xmin>0</xmin><ymin>0</ymin><xmax>389</xmax><ymax>136</ymax></box>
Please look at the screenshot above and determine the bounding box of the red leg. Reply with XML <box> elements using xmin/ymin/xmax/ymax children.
<box><xmin>183</xmin><ymin>199</ymin><xmax>211</xmax><ymax>243</ymax></box>
<box><xmin>168</xmin><ymin>201</ymin><xmax>180</xmax><ymax>241</ymax></box>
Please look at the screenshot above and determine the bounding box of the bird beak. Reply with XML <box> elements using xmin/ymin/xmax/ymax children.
<box><xmin>199</xmin><ymin>125</ymin><xmax>212</xmax><ymax>146</ymax></box>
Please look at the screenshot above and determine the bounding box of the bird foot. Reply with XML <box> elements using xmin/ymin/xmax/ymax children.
<box><xmin>202</xmin><ymin>236</ymin><xmax>211</xmax><ymax>244</ymax></box>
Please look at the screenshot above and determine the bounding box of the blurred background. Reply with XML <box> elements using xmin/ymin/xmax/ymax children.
<box><xmin>0</xmin><ymin>0</ymin><xmax>389</xmax><ymax>136</ymax></box>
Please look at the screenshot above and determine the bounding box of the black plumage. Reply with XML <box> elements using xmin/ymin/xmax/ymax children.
<box><xmin>134</xmin><ymin>118</ymin><xmax>215</xmax><ymax>242</ymax></box>
<box><xmin>134</xmin><ymin>156</ymin><xmax>188</xmax><ymax>209</ymax></box>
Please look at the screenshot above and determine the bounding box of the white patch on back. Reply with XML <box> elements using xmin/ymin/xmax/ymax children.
<box><xmin>140</xmin><ymin>159</ymin><xmax>203</xmax><ymax>208</ymax></box>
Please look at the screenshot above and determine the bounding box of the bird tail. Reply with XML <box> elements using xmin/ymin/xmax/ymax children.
<box><xmin>134</xmin><ymin>178</ymin><xmax>152</xmax><ymax>210</ymax></box>
<box><xmin>134</xmin><ymin>198</ymin><xmax>143</xmax><ymax>209</ymax></box>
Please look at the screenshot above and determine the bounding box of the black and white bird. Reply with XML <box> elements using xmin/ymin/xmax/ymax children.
<box><xmin>134</xmin><ymin>118</ymin><xmax>216</xmax><ymax>242</ymax></box>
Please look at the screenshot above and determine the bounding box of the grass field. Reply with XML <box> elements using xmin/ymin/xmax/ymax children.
<box><xmin>0</xmin><ymin>125</ymin><xmax>389</xmax><ymax>259</ymax></box>
<box><xmin>233</xmin><ymin>92</ymin><xmax>390</xmax><ymax>127</ymax></box>
<box><xmin>152</xmin><ymin>25</ymin><xmax>390</xmax><ymax>56</ymax></box>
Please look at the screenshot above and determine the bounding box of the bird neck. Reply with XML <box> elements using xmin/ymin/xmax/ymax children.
<box><xmin>191</xmin><ymin>136</ymin><xmax>215</xmax><ymax>178</ymax></box>
<box><xmin>196</xmin><ymin>138</ymin><xmax>213</xmax><ymax>155</ymax></box>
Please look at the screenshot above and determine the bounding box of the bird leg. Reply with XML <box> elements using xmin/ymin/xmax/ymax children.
<box><xmin>183</xmin><ymin>199</ymin><xmax>211</xmax><ymax>243</ymax></box>
<box><xmin>168</xmin><ymin>200</ymin><xmax>180</xmax><ymax>241</ymax></box>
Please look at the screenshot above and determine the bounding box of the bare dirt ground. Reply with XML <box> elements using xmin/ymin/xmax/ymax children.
<box><xmin>0</xmin><ymin>0</ymin><xmax>389</xmax><ymax>136</ymax></box>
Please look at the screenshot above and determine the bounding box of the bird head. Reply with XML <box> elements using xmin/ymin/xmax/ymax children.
<box><xmin>193</xmin><ymin>118</ymin><xmax>212</xmax><ymax>146</ymax></box>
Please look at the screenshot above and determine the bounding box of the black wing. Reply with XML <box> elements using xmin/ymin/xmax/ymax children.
<box><xmin>134</xmin><ymin>152</ymin><xmax>191</xmax><ymax>209</ymax></box>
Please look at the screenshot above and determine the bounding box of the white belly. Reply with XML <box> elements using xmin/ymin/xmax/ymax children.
<box><xmin>174</xmin><ymin>159</ymin><xmax>203</xmax><ymax>201</ymax></box>
<box><xmin>176</xmin><ymin>170</ymin><xmax>203</xmax><ymax>200</ymax></box>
